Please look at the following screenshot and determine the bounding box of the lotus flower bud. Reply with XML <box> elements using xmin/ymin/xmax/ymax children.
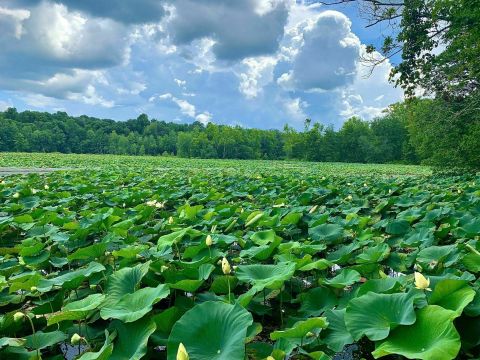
<box><xmin>30</xmin><ymin>286</ymin><xmax>38</xmax><ymax>292</ymax></box>
<box><xmin>71</xmin><ymin>333</ymin><xmax>82</xmax><ymax>345</ymax></box>
<box><xmin>205</xmin><ymin>234</ymin><xmax>213</xmax><ymax>247</ymax></box>
<box><xmin>176</xmin><ymin>343</ymin><xmax>189</xmax><ymax>360</ymax></box>
<box><xmin>414</xmin><ymin>272</ymin><xmax>431</xmax><ymax>291</ymax></box>
<box><xmin>13</xmin><ymin>192</ymin><xmax>20</xmax><ymax>199</ymax></box>
<box><xmin>168</xmin><ymin>216</ymin><xmax>174</xmax><ymax>224</ymax></box>
<box><xmin>44</xmin><ymin>184</ymin><xmax>49</xmax><ymax>190</ymax></box>
<box><xmin>13</xmin><ymin>312</ymin><xmax>25</xmax><ymax>322</ymax></box>
<box><xmin>221</xmin><ymin>257</ymin><xmax>231</xmax><ymax>275</ymax></box>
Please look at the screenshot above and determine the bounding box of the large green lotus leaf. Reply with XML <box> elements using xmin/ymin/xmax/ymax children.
<box><xmin>240</xmin><ymin>237</ymin><xmax>281</xmax><ymax>261</ymax></box>
<box><xmin>67</xmin><ymin>243</ymin><xmax>107</xmax><ymax>261</ymax></box>
<box><xmin>0</xmin><ymin>337</ymin><xmax>25</xmax><ymax>349</ymax></box>
<box><xmin>167</xmin><ymin>301</ymin><xmax>253</xmax><ymax>360</ymax></box>
<box><xmin>416</xmin><ymin>245</ymin><xmax>459</xmax><ymax>268</ymax></box>
<box><xmin>110</xmin><ymin>317</ymin><xmax>156</xmax><ymax>360</ymax></box>
<box><xmin>309</xmin><ymin>224</ymin><xmax>344</xmax><ymax>244</ymax></box>
<box><xmin>462</xmin><ymin>252</ymin><xmax>480</xmax><ymax>273</ymax></box>
<box><xmin>298</xmin><ymin>258</ymin><xmax>333</xmax><ymax>272</ymax></box>
<box><xmin>372</xmin><ymin>305</ymin><xmax>461</xmax><ymax>360</ymax></box>
<box><xmin>100</xmin><ymin>284</ymin><xmax>169</xmax><ymax>322</ymax></box>
<box><xmin>322</xmin><ymin>269</ymin><xmax>360</xmax><ymax>289</ymax></box>
<box><xmin>24</xmin><ymin>330</ymin><xmax>66</xmax><ymax>350</ymax></box>
<box><xmin>168</xmin><ymin>279</ymin><xmax>204</xmax><ymax>292</ymax></box>
<box><xmin>428</xmin><ymin>279</ymin><xmax>475</xmax><ymax>316</ymax></box>
<box><xmin>345</xmin><ymin>292</ymin><xmax>416</xmax><ymax>341</ymax></box>
<box><xmin>322</xmin><ymin>309</ymin><xmax>354</xmax><ymax>352</ymax></box>
<box><xmin>236</xmin><ymin>262</ymin><xmax>296</xmax><ymax>291</ymax></box>
<box><xmin>270</xmin><ymin>317</ymin><xmax>328</xmax><ymax>340</ymax></box>
<box><xmin>250</xmin><ymin>229</ymin><xmax>276</xmax><ymax>245</ymax></box>
<box><xmin>298</xmin><ymin>287</ymin><xmax>337</xmax><ymax>316</ymax></box>
<box><xmin>37</xmin><ymin>262</ymin><xmax>105</xmax><ymax>292</ymax></box>
<box><xmin>385</xmin><ymin>219</ymin><xmax>410</xmax><ymax>235</ymax></box>
<box><xmin>402</xmin><ymin>228</ymin><xmax>434</xmax><ymax>247</ymax></box>
<box><xmin>157</xmin><ymin>228</ymin><xmax>201</xmax><ymax>248</ymax></box>
<box><xmin>326</xmin><ymin>242</ymin><xmax>360</xmax><ymax>264</ymax></box>
<box><xmin>77</xmin><ymin>331</ymin><xmax>113</xmax><ymax>360</ymax></box>
<box><xmin>48</xmin><ymin>293</ymin><xmax>106</xmax><ymax>325</ymax></box>
<box><xmin>355</xmin><ymin>243</ymin><xmax>390</xmax><ymax>264</ymax></box>
<box><xmin>357</xmin><ymin>277</ymin><xmax>404</xmax><ymax>296</ymax></box>
<box><xmin>102</xmin><ymin>261</ymin><xmax>150</xmax><ymax>307</ymax></box>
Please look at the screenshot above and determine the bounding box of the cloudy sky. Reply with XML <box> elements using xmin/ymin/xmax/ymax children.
<box><xmin>0</xmin><ymin>0</ymin><xmax>403</xmax><ymax>129</ymax></box>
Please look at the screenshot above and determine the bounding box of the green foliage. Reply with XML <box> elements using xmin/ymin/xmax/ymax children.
<box><xmin>0</xmin><ymin>153</ymin><xmax>478</xmax><ymax>359</ymax></box>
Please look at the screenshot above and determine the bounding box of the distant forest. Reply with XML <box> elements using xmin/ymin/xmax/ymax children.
<box><xmin>0</xmin><ymin>94</ymin><xmax>479</xmax><ymax>168</ymax></box>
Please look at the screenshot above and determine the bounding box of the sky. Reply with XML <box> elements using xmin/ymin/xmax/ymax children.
<box><xmin>0</xmin><ymin>0</ymin><xmax>403</xmax><ymax>130</ymax></box>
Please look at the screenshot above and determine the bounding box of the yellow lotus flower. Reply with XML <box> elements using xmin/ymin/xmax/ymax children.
<box><xmin>206</xmin><ymin>234</ymin><xmax>213</xmax><ymax>247</ymax></box>
<box><xmin>168</xmin><ymin>216</ymin><xmax>174</xmax><ymax>224</ymax></box>
<box><xmin>414</xmin><ymin>272</ymin><xmax>431</xmax><ymax>291</ymax></box>
<box><xmin>44</xmin><ymin>184</ymin><xmax>49</xmax><ymax>190</ymax></box>
<box><xmin>13</xmin><ymin>192</ymin><xmax>20</xmax><ymax>199</ymax></box>
<box><xmin>266</xmin><ymin>357</ymin><xmax>275</xmax><ymax>360</ymax></box>
<box><xmin>176</xmin><ymin>343</ymin><xmax>189</xmax><ymax>360</ymax></box>
<box><xmin>222</xmin><ymin>257</ymin><xmax>231</xmax><ymax>275</ymax></box>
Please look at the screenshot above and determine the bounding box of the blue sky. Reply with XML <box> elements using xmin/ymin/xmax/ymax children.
<box><xmin>0</xmin><ymin>0</ymin><xmax>403</xmax><ymax>129</ymax></box>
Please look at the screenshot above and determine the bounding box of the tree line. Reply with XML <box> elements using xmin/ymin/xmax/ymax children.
<box><xmin>0</xmin><ymin>95</ymin><xmax>477</xmax><ymax>168</ymax></box>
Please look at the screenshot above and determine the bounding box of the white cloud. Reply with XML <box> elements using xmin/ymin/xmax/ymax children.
<box><xmin>238</xmin><ymin>56</ymin><xmax>277</xmax><ymax>99</ymax></box>
<box><xmin>278</xmin><ymin>10</ymin><xmax>361</xmax><ymax>91</ymax></box>
<box><xmin>173</xmin><ymin>98</ymin><xmax>196</xmax><ymax>118</ymax></box>
<box><xmin>284</xmin><ymin>97</ymin><xmax>308</xmax><ymax>122</ymax></box>
<box><xmin>196</xmin><ymin>111</ymin><xmax>212</xmax><ymax>125</ymax></box>
<box><xmin>174</xmin><ymin>78</ymin><xmax>186</xmax><ymax>87</ymax></box>
<box><xmin>167</xmin><ymin>0</ymin><xmax>290</xmax><ymax>61</ymax></box>
<box><xmin>339</xmin><ymin>46</ymin><xmax>403</xmax><ymax>120</ymax></box>
<box><xmin>0</xmin><ymin>6</ymin><xmax>30</xmax><ymax>39</ymax></box>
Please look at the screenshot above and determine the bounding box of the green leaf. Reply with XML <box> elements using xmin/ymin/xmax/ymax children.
<box><xmin>250</xmin><ymin>229</ymin><xmax>276</xmax><ymax>245</ymax></box>
<box><xmin>298</xmin><ymin>287</ymin><xmax>337</xmax><ymax>316</ymax></box>
<box><xmin>37</xmin><ymin>262</ymin><xmax>105</xmax><ymax>292</ymax></box>
<box><xmin>77</xmin><ymin>331</ymin><xmax>113</xmax><ymax>360</ymax></box>
<box><xmin>48</xmin><ymin>294</ymin><xmax>106</xmax><ymax>325</ymax></box>
<box><xmin>109</xmin><ymin>317</ymin><xmax>156</xmax><ymax>360</ymax></box>
<box><xmin>322</xmin><ymin>269</ymin><xmax>360</xmax><ymax>288</ymax></box>
<box><xmin>270</xmin><ymin>317</ymin><xmax>328</xmax><ymax>340</ymax></box>
<box><xmin>428</xmin><ymin>279</ymin><xmax>475</xmax><ymax>316</ymax></box>
<box><xmin>372</xmin><ymin>305</ymin><xmax>461</xmax><ymax>360</ymax></box>
<box><xmin>386</xmin><ymin>219</ymin><xmax>410</xmax><ymax>235</ymax></box>
<box><xmin>345</xmin><ymin>292</ymin><xmax>416</xmax><ymax>341</ymax></box>
<box><xmin>322</xmin><ymin>309</ymin><xmax>354</xmax><ymax>352</ymax></box>
<box><xmin>100</xmin><ymin>284</ymin><xmax>169</xmax><ymax>322</ymax></box>
<box><xmin>24</xmin><ymin>331</ymin><xmax>66</xmax><ymax>350</ymax></box>
<box><xmin>309</xmin><ymin>224</ymin><xmax>344</xmax><ymax>244</ymax></box>
<box><xmin>103</xmin><ymin>261</ymin><xmax>150</xmax><ymax>307</ymax></box>
<box><xmin>67</xmin><ymin>243</ymin><xmax>107</xmax><ymax>261</ymax></box>
<box><xmin>167</xmin><ymin>301</ymin><xmax>253</xmax><ymax>360</ymax></box>
<box><xmin>236</xmin><ymin>262</ymin><xmax>296</xmax><ymax>291</ymax></box>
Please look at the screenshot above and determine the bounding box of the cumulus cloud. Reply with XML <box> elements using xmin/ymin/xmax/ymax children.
<box><xmin>340</xmin><ymin>46</ymin><xmax>403</xmax><ymax>120</ymax></box>
<box><xmin>5</xmin><ymin>0</ymin><xmax>166</xmax><ymax>24</ymax></box>
<box><xmin>196</xmin><ymin>111</ymin><xmax>212</xmax><ymax>125</ymax></box>
<box><xmin>284</xmin><ymin>97</ymin><xmax>308</xmax><ymax>122</ymax></box>
<box><xmin>167</xmin><ymin>0</ymin><xmax>289</xmax><ymax>61</ymax></box>
<box><xmin>0</xmin><ymin>1</ymin><xmax>129</xmax><ymax>105</ymax></box>
<box><xmin>278</xmin><ymin>10</ymin><xmax>361</xmax><ymax>91</ymax></box>
<box><xmin>154</xmin><ymin>93</ymin><xmax>199</xmax><ymax>119</ymax></box>
<box><xmin>238</xmin><ymin>56</ymin><xmax>277</xmax><ymax>98</ymax></box>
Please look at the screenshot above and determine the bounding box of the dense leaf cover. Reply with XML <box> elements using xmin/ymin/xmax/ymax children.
<box><xmin>0</xmin><ymin>154</ymin><xmax>478</xmax><ymax>360</ymax></box>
